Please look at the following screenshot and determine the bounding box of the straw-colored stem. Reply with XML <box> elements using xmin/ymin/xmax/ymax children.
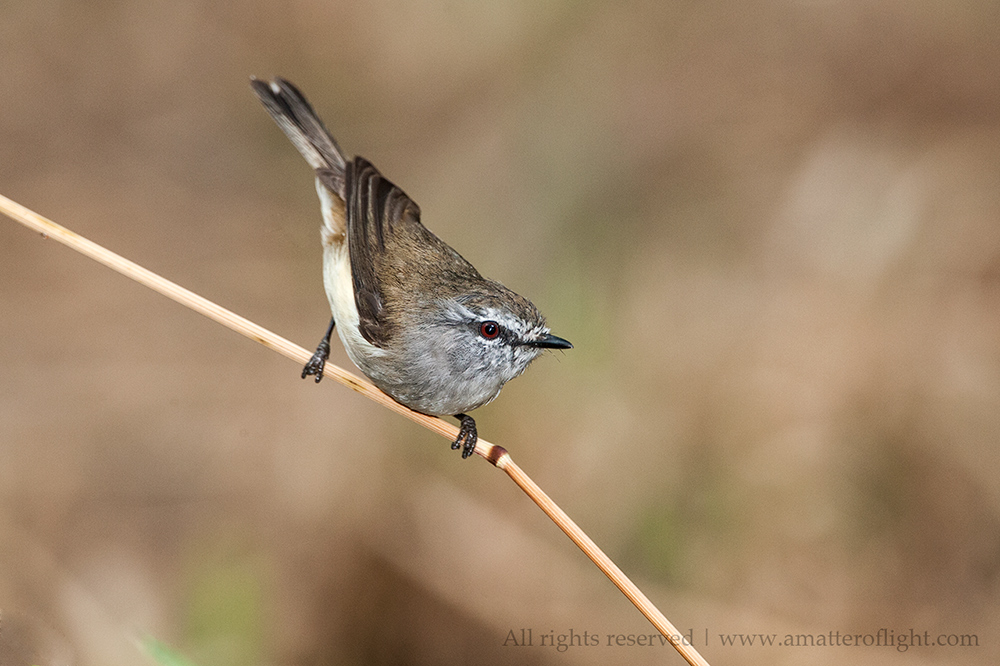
<box><xmin>1</xmin><ymin>193</ymin><xmax>710</xmax><ymax>666</ymax></box>
<box><xmin>495</xmin><ymin>453</ymin><xmax>705</xmax><ymax>663</ymax></box>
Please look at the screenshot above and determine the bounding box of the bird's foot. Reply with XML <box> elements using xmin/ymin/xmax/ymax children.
<box><xmin>301</xmin><ymin>340</ymin><xmax>330</xmax><ymax>382</ymax></box>
<box><xmin>453</xmin><ymin>414</ymin><xmax>478</xmax><ymax>459</ymax></box>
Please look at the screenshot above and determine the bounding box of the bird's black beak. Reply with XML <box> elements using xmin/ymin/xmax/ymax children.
<box><xmin>530</xmin><ymin>333</ymin><xmax>573</xmax><ymax>350</ymax></box>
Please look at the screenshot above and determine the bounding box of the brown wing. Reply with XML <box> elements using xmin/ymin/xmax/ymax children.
<box><xmin>345</xmin><ymin>156</ymin><xmax>422</xmax><ymax>348</ymax></box>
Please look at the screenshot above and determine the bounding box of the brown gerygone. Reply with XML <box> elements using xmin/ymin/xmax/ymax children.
<box><xmin>251</xmin><ymin>77</ymin><xmax>572</xmax><ymax>458</ymax></box>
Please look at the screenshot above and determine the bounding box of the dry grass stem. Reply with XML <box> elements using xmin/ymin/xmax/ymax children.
<box><xmin>1</xmin><ymin>192</ymin><xmax>710</xmax><ymax>666</ymax></box>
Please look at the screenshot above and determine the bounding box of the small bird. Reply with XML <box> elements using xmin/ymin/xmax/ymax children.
<box><xmin>251</xmin><ymin>77</ymin><xmax>572</xmax><ymax>458</ymax></box>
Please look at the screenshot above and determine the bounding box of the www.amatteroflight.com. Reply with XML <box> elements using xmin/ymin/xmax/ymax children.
<box><xmin>502</xmin><ymin>627</ymin><xmax>980</xmax><ymax>653</ymax></box>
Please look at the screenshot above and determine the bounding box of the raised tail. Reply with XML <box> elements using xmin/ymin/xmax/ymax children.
<box><xmin>251</xmin><ymin>76</ymin><xmax>347</xmax><ymax>195</ymax></box>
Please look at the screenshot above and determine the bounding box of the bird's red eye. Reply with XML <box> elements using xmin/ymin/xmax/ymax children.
<box><xmin>480</xmin><ymin>321</ymin><xmax>500</xmax><ymax>339</ymax></box>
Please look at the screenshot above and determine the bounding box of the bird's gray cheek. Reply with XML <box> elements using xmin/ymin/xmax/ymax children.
<box><xmin>416</xmin><ymin>330</ymin><xmax>476</xmax><ymax>374</ymax></box>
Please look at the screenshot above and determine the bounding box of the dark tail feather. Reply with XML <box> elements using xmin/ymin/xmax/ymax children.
<box><xmin>250</xmin><ymin>77</ymin><xmax>347</xmax><ymax>184</ymax></box>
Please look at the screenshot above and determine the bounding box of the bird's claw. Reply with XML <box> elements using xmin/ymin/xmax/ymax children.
<box><xmin>301</xmin><ymin>341</ymin><xmax>330</xmax><ymax>383</ymax></box>
<box><xmin>453</xmin><ymin>414</ymin><xmax>478</xmax><ymax>459</ymax></box>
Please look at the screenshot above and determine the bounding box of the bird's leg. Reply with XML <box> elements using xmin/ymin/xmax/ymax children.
<box><xmin>453</xmin><ymin>414</ymin><xmax>478</xmax><ymax>459</ymax></box>
<box><xmin>302</xmin><ymin>317</ymin><xmax>335</xmax><ymax>383</ymax></box>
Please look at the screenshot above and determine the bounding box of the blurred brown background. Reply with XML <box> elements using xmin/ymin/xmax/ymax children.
<box><xmin>2</xmin><ymin>1</ymin><xmax>999</xmax><ymax>665</ymax></box>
